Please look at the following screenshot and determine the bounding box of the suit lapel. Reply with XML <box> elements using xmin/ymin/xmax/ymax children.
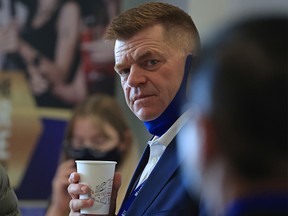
<box><xmin>127</xmin><ymin>138</ymin><xmax>180</xmax><ymax>214</ymax></box>
<box><xmin>122</xmin><ymin>144</ymin><xmax>150</xmax><ymax>200</ymax></box>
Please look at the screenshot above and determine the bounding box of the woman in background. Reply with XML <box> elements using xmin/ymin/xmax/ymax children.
<box><xmin>46</xmin><ymin>94</ymin><xmax>139</xmax><ymax>215</ymax></box>
<box><xmin>52</xmin><ymin>0</ymin><xmax>120</xmax><ymax>104</ymax></box>
<box><xmin>0</xmin><ymin>0</ymin><xmax>81</xmax><ymax>108</ymax></box>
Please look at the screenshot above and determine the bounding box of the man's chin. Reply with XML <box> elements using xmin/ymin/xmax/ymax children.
<box><xmin>136</xmin><ymin>112</ymin><xmax>160</xmax><ymax>122</ymax></box>
<box><xmin>132</xmin><ymin>104</ymin><xmax>164</xmax><ymax>122</ymax></box>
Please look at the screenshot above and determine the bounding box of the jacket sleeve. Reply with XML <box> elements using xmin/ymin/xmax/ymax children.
<box><xmin>0</xmin><ymin>165</ymin><xmax>21</xmax><ymax>216</ymax></box>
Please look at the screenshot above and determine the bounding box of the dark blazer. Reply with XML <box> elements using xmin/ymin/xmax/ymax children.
<box><xmin>118</xmin><ymin>137</ymin><xmax>199</xmax><ymax>216</ymax></box>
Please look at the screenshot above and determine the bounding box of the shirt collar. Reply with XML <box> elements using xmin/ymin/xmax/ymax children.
<box><xmin>148</xmin><ymin>108</ymin><xmax>194</xmax><ymax>147</ymax></box>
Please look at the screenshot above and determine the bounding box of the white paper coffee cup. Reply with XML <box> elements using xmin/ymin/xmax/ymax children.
<box><xmin>75</xmin><ymin>160</ymin><xmax>117</xmax><ymax>215</ymax></box>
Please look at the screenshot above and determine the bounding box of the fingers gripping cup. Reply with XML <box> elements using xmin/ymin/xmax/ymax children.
<box><xmin>75</xmin><ymin>160</ymin><xmax>117</xmax><ymax>215</ymax></box>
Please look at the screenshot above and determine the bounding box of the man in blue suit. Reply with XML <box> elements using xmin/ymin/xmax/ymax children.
<box><xmin>68</xmin><ymin>2</ymin><xmax>201</xmax><ymax>215</ymax></box>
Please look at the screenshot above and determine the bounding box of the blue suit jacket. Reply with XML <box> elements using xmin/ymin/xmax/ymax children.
<box><xmin>118</xmin><ymin>137</ymin><xmax>199</xmax><ymax>216</ymax></box>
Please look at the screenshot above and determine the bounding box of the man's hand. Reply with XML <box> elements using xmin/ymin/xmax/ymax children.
<box><xmin>68</xmin><ymin>172</ymin><xmax>122</xmax><ymax>216</ymax></box>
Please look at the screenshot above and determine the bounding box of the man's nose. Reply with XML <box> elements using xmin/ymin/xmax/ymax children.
<box><xmin>127</xmin><ymin>65</ymin><xmax>147</xmax><ymax>87</ymax></box>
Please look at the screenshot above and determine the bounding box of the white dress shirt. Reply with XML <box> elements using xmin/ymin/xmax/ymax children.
<box><xmin>136</xmin><ymin>109</ymin><xmax>194</xmax><ymax>188</ymax></box>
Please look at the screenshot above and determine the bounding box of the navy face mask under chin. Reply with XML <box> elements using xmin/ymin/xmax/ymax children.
<box><xmin>66</xmin><ymin>147</ymin><xmax>122</xmax><ymax>165</ymax></box>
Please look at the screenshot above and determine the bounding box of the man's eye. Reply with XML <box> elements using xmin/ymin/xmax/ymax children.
<box><xmin>146</xmin><ymin>59</ymin><xmax>159</xmax><ymax>67</ymax></box>
<box><xmin>118</xmin><ymin>68</ymin><xmax>130</xmax><ymax>76</ymax></box>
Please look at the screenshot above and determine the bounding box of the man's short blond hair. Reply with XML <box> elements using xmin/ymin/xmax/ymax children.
<box><xmin>105</xmin><ymin>2</ymin><xmax>200</xmax><ymax>55</ymax></box>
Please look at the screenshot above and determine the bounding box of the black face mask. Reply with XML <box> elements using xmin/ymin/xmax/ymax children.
<box><xmin>66</xmin><ymin>147</ymin><xmax>122</xmax><ymax>165</ymax></box>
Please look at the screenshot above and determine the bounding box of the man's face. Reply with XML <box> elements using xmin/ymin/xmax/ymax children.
<box><xmin>114</xmin><ymin>24</ymin><xmax>186</xmax><ymax>121</ymax></box>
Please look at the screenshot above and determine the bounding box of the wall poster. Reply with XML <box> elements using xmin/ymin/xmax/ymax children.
<box><xmin>0</xmin><ymin>0</ymin><xmax>120</xmax><ymax>213</ymax></box>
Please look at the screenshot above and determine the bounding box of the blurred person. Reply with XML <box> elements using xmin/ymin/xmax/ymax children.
<box><xmin>77</xmin><ymin>0</ymin><xmax>117</xmax><ymax>95</ymax></box>
<box><xmin>46</xmin><ymin>94</ymin><xmax>138</xmax><ymax>216</ymax></box>
<box><xmin>178</xmin><ymin>15</ymin><xmax>287</xmax><ymax>216</ymax></box>
<box><xmin>0</xmin><ymin>0</ymin><xmax>81</xmax><ymax>108</ymax></box>
<box><xmin>0</xmin><ymin>164</ymin><xmax>21</xmax><ymax>216</ymax></box>
<box><xmin>68</xmin><ymin>2</ymin><xmax>201</xmax><ymax>216</ymax></box>
<box><xmin>52</xmin><ymin>0</ymin><xmax>120</xmax><ymax>104</ymax></box>
<box><xmin>0</xmin><ymin>0</ymin><xmax>27</xmax><ymax>69</ymax></box>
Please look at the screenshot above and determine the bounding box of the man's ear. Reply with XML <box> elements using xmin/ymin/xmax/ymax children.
<box><xmin>119</xmin><ymin>129</ymin><xmax>133</xmax><ymax>152</ymax></box>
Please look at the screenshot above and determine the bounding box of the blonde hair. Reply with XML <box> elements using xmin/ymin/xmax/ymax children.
<box><xmin>65</xmin><ymin>94</ymin><xmax>130</xmax><ymax>144</ymax></box>
<box><xmin>105</xmin><ymin>2</ymin><xmax>200</xmax><ymax>55</ymax></box>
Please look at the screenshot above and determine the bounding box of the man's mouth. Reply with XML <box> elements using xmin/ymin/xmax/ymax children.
<box><xmin>132</xmin><ymin>94</ymin><xmax>154</xmax><ymax>103</ymax></box>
